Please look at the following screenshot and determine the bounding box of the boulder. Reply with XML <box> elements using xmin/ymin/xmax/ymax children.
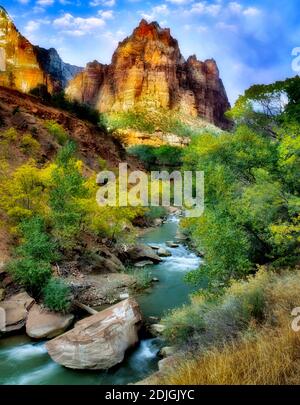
<box><xmin>46</xmin><ymin>298</ymin><xmax>142</xmax><ymax>370</ymax></box>
<box><xmin>158</xmin><ymin>355</ymin><xmax>177</xmax><ymax>372</ymax></box>
<box><xmin>166</xmin><ymin>241</ymin><xmax>179</xmax><ymax>248</ymax></box>
<box><xmin>26</xmin><ymin>304</ymin><xmax>74</xmax><ymax>339</ymax></box>
<box><xmin>157</xmin><ymin>247</ymin><xmax>172</xmax><ymax>257</ymax></box>
<box><xmin>148</xmin><ymin>244</ymin><xmax>160</xmax><ymax>250</ymax></box>
<box><xmin>153</xmin><ymin>218</ymin><xmax>163</xmax><ymax>227</ymax></box>
<box><xmin>119</xmin><ymin>292</ymin><xmax>129</xmax><ymax>300</ymax></box>
<box><xmin>127</xmin><ymin>244</ymin><xmax>162</xmax><ymax>264</ymax></box>
<box><xmin>150</xmin><ymin>323</ymin><xmax>166</xmax><ymax>335</ymax></box>
<box><xmin>152</xmin><ymin>277</ymin><xmax>159</xmax><ymax>282</ymax></box>
<box><xmin>160</xmin><ymin>346</ymin><xmax>176</xmax><ymax>357</ymax></box>
<box><xmin>0</xmin><ymin>292</ymin><xmax>35</xmax><ymax>332</ymax></box>
<box><xmin>134</xmin><ymin>260</ymin><xmax>154</xmax><ymax>268</ymax></box>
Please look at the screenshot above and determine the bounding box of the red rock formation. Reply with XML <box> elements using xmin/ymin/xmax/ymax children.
<box><xmin>0</xmin><ymin>6</ymin><xmax>55</xmax><ymax>93</ymax></box>
<box><xmin>66</xmin><ymin>19</ymin><xmax>231</xmax><ymax>129</ymax></box>
<box><xmin>0</xmin><ymin>6</ymin><xmax>81</xmax><ymax>94</ymax></box>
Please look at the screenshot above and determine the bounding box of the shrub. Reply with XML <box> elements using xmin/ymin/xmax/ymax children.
<box><xmin>128</xmin><ymin>145</ymin><xmax>183</xmax><ymax>169</ymax></box>
<box><xmin>162</xmin><ymin>268</ymin><xmax>269</xmax><ymax>349</ymax></box>
<box><xmin>45</xmin><ymin>120</ymin><xmax>68</xmax><ymax>145</ymax></box>
<box><xmin>43</xmin><ymin>278</ymin><xmax>72</xmax><ymax>312</ymax></box>
<box><xmin>7</xmin><ymin>257</ymin><xmax>52</xmax><ymax>296</ymax></box>
<box><xmin>6</xmin><ymin>216</ymin><xmax>59</xmax><ymax>295</ymax></box>
<box><xmin>124</xmin><ymin>267</ymin><xmax>152</xmax><ymax>290</ymax></box>
<box><xmin>0</xmin><ymin>127</ymin><xmax>17</xmax><ymax>142</ymax></box>
<box><xmin>158</xmin><ymin>270</ymin><xmax>300</xmax><ymax>385</ymax></box>
<box><xmin>20</xmin><ymin>134</ymin><xmax>40</xmax><ymax>155</ymax></box>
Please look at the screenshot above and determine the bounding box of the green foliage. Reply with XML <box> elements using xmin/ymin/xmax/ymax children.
<box><xmin>163</xmin><ymin>269</ymin><xmax>269</xmax><ymax>349</ymax></box>
<box><xmin>49</xmin><ymin>141</ymin><xmax>87</xmax><ymax>250</ymax></box>
<box><xmin>124</xmin><ymin>267</ymin><xmax>152</xmax><ymax>290</ymax></box>
<box><xmin>7</xmin><ymin>217</ymin><xmax>59</xmax><ymax>295</ymax></box>
<box><xmin>43</xmin><ymin>278</ymin><xmax>72</xmax><ymax>312</ymax></box>
<box><xmin>183</xmin><ymin>89</ymin><xmax>300</xmax><ymax>289</ymax></box>
<box><xmin>105</xmin><ymin>108</ymin><xmax>198</xmax><ymax>137</ymax></box>
<box><xmin>20</xmin><ymin>134</ymin><xmax>40</xmax><ymax>155</ymax></box>
<box><xmin>128</xmin><ymin>145</ymin><xmax>183</xmax><ymax>169</ymax></box>
<box><xmin>29</xmin><ymin>86</ymin><xmax>104</xmax><ymax>127</ymax></box>
<box><xmin>145</xmin><ymin>206</ymin><xmax>167</xmax><ymax>220</ymax></box>
<box><xmin>45</xmin><ymin>120</ymin><xmax>69</xmax><ymax>145</ymax></box>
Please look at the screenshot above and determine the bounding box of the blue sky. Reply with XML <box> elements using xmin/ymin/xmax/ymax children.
<box><xmin>2</xmin><ymin>0</ymin><xmax>300</xmax><ymax>104</ymax></box>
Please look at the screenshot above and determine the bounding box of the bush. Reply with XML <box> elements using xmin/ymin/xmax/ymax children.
<box><xmin>162</xmin><ymin>268</ymin><xmax>269</xmax><ymax>349</ymax></box>
<box><xmin>105</xmin><ymin>109</ymin><xmax>198</xmax><ymax>137</ymax></box>
<box><xmin>7</xmin><ymin>257</ymin><xmax>52</xmax><ymax>296</ymax></box>
<box><xmin>45</xmin><ymin>120</ymin><xmax>69</xmax><ymax>145</ymax></box>
<box><xmin>43</xmin><ymin>278</ymin><xmax>72</xmax><ymax>312</ymax></box>
<box><xmin>0</xmin><ymin>127</ymin><xmax>17</xmax><ymax>142</ymax></box>
<box><xmin>128</xmin><ymin>145</ymin><xmax>183</xmax><ymax>169</ymax></box>
<box><xmin>20</xmin><ymin>134</ymin><xmax>40</xmax><ymax>155</ymax></box>
<box><xmin>30</xmin><ymin>87</ymin><xmax>104</xmax><ymax>127</ymax></box>
<box><xmin>6</xmin><ymin>217</ymin><xmax>59</xmax><ymax>295</ymax></box>
<box><xmin>124</xmin><ymin>267</ymin><xmax>152</xmax><ymax>290</ymax></box>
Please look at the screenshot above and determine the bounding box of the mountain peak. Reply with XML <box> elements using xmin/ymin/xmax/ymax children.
<box><xmin>66</xmin><ymin>21</ymin><xmax>231</xmax><ymax>129</ymax></box>
<box><xmin>133</xmin><ymin>18</ymin><xmax>172</xmax><ymax>41</ymax></box>
<box><xmin>0</xmin><ymin>6</ymin><xmax>11</xmax><ymax>20</ymax></box>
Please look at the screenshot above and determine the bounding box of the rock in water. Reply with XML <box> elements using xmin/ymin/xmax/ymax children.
<box><xmin>157</xmin><ymin>247</ymin><xmax>172</xmax><ymax>257</ymax></box>
<box><xmin>26</xmin><ymin>304</ymin><xmax>74</xmax><ymax>339</ymax></box>
<box><xmin>46</xmin><ymin>298</ymin><xmax>142</xmax><ymax>370</ymax></box>
<box><xmin>127</xmin><ymin>244</ymin><xmax>162</xmax><ymax>264</ymax></box>
<box><xmin>0</xmin><ymin>292</ymin><xmax>35</xmax><ymax>332</ymax></box>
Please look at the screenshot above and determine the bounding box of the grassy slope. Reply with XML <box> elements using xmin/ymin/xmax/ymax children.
<box><xmin>150</xmin><ymin>268</ymin><xmax>300</xmax><ymax>385</ymax></box>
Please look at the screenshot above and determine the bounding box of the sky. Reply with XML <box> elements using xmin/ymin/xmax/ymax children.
<box><xmin>1</xmin><ymin>0</ymin><xmax>300</xmax><ymax>104</ymax></box>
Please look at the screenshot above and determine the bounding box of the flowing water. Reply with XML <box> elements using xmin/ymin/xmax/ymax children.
<box><xmin>0</xmin><ymin>216</ymin><xmax>201</xmax><ymax>385</ymax></box>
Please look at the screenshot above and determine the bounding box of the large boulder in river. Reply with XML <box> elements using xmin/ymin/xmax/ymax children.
<box><xmin>157</xmin><ymin>247</ymin><xmax>172</xmax><ymax>257</ymax></box>
<box><xmin>26</xmin><ymin>304</ymin><xmax>74</xmax><ymax>339</ymax></box>
<box><xmin>0</xmin><ymin>292</ymin><xmax>35</xmax><ymax>332</ymax></box>
<box><xmin>126</xmin><ymin>244</ymin><xmax>162</xmax><ymax>264</ymax></box>
<box><xmin>46</xmin><ymin>298</ymin><xmax>142</xmax><ymax>370</ymax></box>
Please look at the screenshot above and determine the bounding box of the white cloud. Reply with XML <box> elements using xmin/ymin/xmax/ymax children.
<box><xmin>36</xmin><ymin>0</ymin><xmax>54</xmax><ymax>5</ymax></box>
<box><xmin>53</xmin><ymin>13</ymin><xmax>106</xmax><ymax>36</ymax></box>
<box><xmin>166</xmin><ymin>0</ymin><xmax>191</xmax><ymax>4</ymax></box>
<box><xmin>216</xmin><ymin>21</ymin><xmax>237</xmax><ymax>32</ymax></box>
<box><xmin>243</xmin><ymin>7</ymin><xmax>261</xmax><ymax>16</ymax></box>
<box><xmin>188</xmin><ymin>2</ymin><xmax>221</xmax><ymax>17</ymax></box>
<box><xmin>24</xmin><ymin>20</ymin><xmax>41</xmax><ymax>33</ymax></box>
<box><xmin>90</xmin><ymin>0</ymin><xmax>116</xmax><ymax>7</ymax></box>
<box><xmin>98</xmin><ymin>10</ymin><xmax>114</xmax><ymax>19</ymax></box>
<box><xmin>228</xmin><ymin>2</ymin><xmax>242</xmax><ymax>14</ymax></box>
<box><xmin>141</xmin><ymin>4</ymin><xmax>170</xmax><ymax>21</ymax></box>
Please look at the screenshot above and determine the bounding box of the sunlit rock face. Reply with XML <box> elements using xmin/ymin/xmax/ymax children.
<box><xmin>0</xmin><ymin>6</ymin><xmax>52</xmax><ymax>92</ymax></box>
<box><xmin>66</xmin><ymin>19</ymin><xmax>231</xmax><ymax>129</ymax></box>
<box><xmin>0</xmin><ymin>7</ymin><xmax>81</xmax><ymax>93</ymax></box>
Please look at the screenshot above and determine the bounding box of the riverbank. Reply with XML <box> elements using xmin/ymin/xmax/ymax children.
<box><xmin>0</xmin><ymin>215</ymin><xmax>202</xmax><ymax>385</ymax></box>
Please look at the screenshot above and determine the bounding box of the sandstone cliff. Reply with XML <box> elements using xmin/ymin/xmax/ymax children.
<box><xmin>0</xmin><ymin>6</ymin><xmax>80</xmax><ymax>93</ymax></box>
<box><xmin>66</xmin><ymin>19</ymin><xmax>231</xmax><ymax>129</ymax></box>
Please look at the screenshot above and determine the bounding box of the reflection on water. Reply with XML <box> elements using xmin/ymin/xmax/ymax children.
<box><xmin>0</xmin><ymin>216</ymin><xmax>202</xmax><ymax>385</ymax></box>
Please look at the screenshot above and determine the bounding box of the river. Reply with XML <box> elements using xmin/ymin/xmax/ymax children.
<box><xmin>0</xmin><ymin>216</ymin><xmax>201</xmax><ymax>385</ymax></box>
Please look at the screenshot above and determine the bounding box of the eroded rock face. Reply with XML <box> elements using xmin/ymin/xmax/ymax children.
<box><xmin>0</xmin><ymin>7</ymin><xmax>80</xmax><ymax>93</ymax></box>
<box><xmin>26</xmin><ymin>304</ymin><xmax>74</xmax><ymax>339</ymax></box>
<box><xmin>45</xmin><ymin>298</ymin><xmax>142</xmax><ymax>369</ymax></box>
<box><xmin>0</xmin><ymin>292</ymin><xmax>35</xmax><ymax>332</ymax></box>
<box><xmin>66</xmin><ymin>19</ymin><xmax>231</xmax><ymax>129</ymax></box>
